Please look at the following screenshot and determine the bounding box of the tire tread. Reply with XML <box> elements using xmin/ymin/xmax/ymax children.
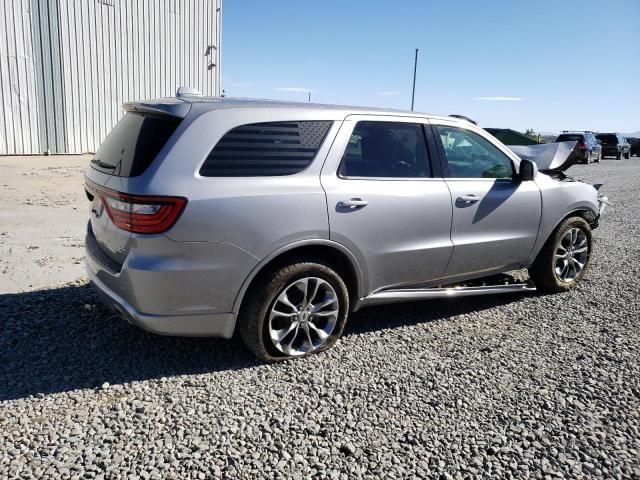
<box><xmin>529</xmin><ymin>216</ymin><xmax>592</xmax><ymax>293</ymax></box>
<box><xmin>238</xmin><ymin>257</ymin><xmax>349</xmax><ymax>362</ymax></box>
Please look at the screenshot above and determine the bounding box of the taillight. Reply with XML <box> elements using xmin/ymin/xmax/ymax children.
<box><xmin>87</xmin><ymin>181</ymin><xmax>187</xmax><ymax>234</ymax></box>
<box><xmin>577</xmin><ymin>142</ymin><xmax>587</xmax><ymax>150</ymax></box>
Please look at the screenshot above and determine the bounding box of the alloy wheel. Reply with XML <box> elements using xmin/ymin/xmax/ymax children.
<box><xmin>554</xmin><ymin>228</ymin><xmax>588</xmax><ymax>282</ymax></box>
<box><xmin>267</xmin><ymin>277</ymin><xmax>339</xmax><ymax>356</ymax></box>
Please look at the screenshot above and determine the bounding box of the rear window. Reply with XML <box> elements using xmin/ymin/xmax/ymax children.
<box><xmin>596</xmin><ymin>134</ymin><xmax>618</xmax><ymax>144</ymax></box>
<box><xmin>555</xmin><ymin>134</ymin><xmax>583</xmax><ymax>142</ymax></box>
<box><xmin>200</xmin><ymin>121</ymin><xmax>332</xmax><ymax>176</ymax></box>
<box><xmin>90</xmin><ymin>112</ymin><xmax>181</xmax><ymax>177</ymax></box>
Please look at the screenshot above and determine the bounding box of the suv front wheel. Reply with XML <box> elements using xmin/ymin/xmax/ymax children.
<box><xmin>239</xmin><ymin>258</ymin><xmax>349</xmax><ymax>362</ymax></box>
<box><xmin>528</xmin><ymin>216</ymin><xmax>592</xmax><ymax>293</ymax></box>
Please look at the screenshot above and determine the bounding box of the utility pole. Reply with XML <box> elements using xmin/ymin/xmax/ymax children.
<box><xmin>411</xmin><ymin>48</ymin><xmax>419</xmax><ymax>111</ymax></box>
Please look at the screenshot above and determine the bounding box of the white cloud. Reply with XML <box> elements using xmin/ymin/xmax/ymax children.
<box><xmin>376</xmin><ymin>91</ymin><xmax>399</xmax><ymax>96</ymax></box>
<box><xmin>275</xmin><ymin>87</ymin><xmax>315</xmax><ymax>93</ymax></box>
<box><xmin>473</xmin><ymin>96</ymin><xmax>524</xmax><ymax>101</ymax></box>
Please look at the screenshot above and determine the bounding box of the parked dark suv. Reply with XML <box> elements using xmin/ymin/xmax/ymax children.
<box><xmin>554</xmin><ymin>132</ymin><xmax>601</xmax><ymax>163</ymax></box>
<box><xmin>627</xmin><ymin>137</ymin><xmax>640</xmax><ymax>157</ymax></box>
<box><xmin>596</xmin><ymin>133</ymin><xmax>630</xmax><ymax>159</ymax></box>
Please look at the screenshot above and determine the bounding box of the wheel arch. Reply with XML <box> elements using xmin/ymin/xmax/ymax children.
<box><xmin>562</xmin><ymin>207</ymin><xmax>598</xmax><ymax>225</ymax></box>
<box><xmin>528</xmin><ymin>206</ymin><xmax>598</xmax><ymax>265</ymax></box>
<box><xmin>232</xmin><ymin>240</ymin><xmax>366</xmax><ymax>314</ymax></box>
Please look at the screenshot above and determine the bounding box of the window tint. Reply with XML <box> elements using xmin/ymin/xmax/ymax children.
<box><xmin>338</xmin><ymin>121</ymin><xmax>430</xmax><ymax>178</ymax></box>
<box><xmin>200</xmin><ymin>121</ymin><xmax>332</xmax><ymax>176</ymax></box>
<box><xmin>436</xmin><ymin>125</ymin><xmax>514</xmax><ymax>179</ymax></box>
<box><xmin>556</xmin><ymin>134</ymin><xmax>584</xmax><ymax>142</ymax></box>
<box><xmin>90</xmin><ymin>113</ymin><xmax>181</xmax><ymax>177</ymax></box>
<box><xmin>596</xmin><ymin>133</ymin><xmax>618</xmax><ymax>144</ymax></box>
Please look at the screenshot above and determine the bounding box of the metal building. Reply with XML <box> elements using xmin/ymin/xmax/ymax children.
<box><xmin>0</xmin><ymin>0</ymin><xmax>221</xmax><ymax>155</ymax></box>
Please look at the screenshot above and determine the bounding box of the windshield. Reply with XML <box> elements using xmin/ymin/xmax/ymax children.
<box><xmin>90</xmin><ymin>112</ymin><xmax>182</xmax><ymax>177</ymax></box>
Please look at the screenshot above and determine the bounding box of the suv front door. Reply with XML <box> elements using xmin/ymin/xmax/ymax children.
<box><xmin>432</xmin><ymin>121</ymin><xmax>542</xmax><ymax>281</ymax></box>
<box><xmin>321</xmin><ymin>116</ymin><xmax>453</xmax><ymax>294</ymax></box>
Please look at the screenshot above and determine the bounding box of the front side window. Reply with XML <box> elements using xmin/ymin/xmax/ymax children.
<box><xmin>200</xmin><ymin>121</ymin><xmax>332</xmax><ymax>176</ymax></box>
<box><xmin>436</xmin><ymin>125</ymin><xmax>514</xmax><ymax>179</ymax></box>
<box><xmin>339</xmin><ymin>121</ymin><xmax>430</xmax><ymax>178</ymax></box>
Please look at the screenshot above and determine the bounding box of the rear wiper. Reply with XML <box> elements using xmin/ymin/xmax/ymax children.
<box><xmin>91</xmin><ymin>158</ymin><xmax>115</xmax><ymax>169</ymax></box>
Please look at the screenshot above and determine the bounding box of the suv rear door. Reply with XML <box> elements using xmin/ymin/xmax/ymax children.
<box><xmin>320</xmin><ymin>115</ymin><xmax>453</xmax><ymax>293</ymax></box>
<box><xmin>431</xmin><ymin>120</ymin><xmax>542</xmax><ymax>280</ymax></box>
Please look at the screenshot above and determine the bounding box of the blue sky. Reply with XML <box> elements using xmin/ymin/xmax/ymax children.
<box><xmin>222</xmin><ymin>0</ymin><xmax>640</xmax><ymax>134</ymax></box>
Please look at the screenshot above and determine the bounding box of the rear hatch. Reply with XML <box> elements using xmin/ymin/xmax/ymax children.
<box><xmin>596</xmin><ymin>133</ymin><xmax>618</xmax><ymax>146</ymax></box>
<box><xmin>85</xmin><ymin>101</ymin><xmax>187</xmax><ymax>268</ymax></box>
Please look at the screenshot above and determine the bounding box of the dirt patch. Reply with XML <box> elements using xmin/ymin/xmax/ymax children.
<box><xmin>0</xmin><ymin>155</ymin><xmax>91</xmax><ymax>293</ymax></box>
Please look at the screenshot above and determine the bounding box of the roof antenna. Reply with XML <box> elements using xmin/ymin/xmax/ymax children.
<box><xmin>176</xmin><ymin>86</ymin><xmax>202</xmax><ymax>98</ymax></box>
<box><xmin>411</xmin><ymin>48</ymin><xmax>419</xmax><ymax>111</ymax></box>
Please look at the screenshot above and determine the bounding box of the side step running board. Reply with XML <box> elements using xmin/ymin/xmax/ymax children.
<box><xmin>361</xmin><ymin>283</ymin><xmax>536</xmax><ymax>307</ymax></box>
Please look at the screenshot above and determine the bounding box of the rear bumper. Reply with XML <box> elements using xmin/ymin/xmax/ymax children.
<box><xmin>87</xmin><ymin>258</ymin><xmax>237</xmax><ymax>337</ymax></box>
<box><xmin>83</xmin><ymin>220</ymin><xmax>258</xmax><ymax>338</ymax></box>
<box><xmin>601</xmin><ymin>147</ymin><xmax>620</xmax><ymax>156</ymax></box>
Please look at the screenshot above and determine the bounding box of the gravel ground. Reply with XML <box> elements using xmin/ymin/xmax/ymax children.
<box><xmin>1</xmin><ymin>158</ymin><xmax>639</xmax><ymax>479</ymax></box>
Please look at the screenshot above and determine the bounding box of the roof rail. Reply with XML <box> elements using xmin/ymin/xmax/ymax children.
<box><xmin>449</xmin><ymin>114</ymin><xmax>477</xmax><ymax>125</ymax></box>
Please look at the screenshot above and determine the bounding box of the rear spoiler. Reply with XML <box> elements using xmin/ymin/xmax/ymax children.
<box><xmin>508</xmin><ymin>141</ymin><xmax>579</xmax><ymax>172</ymax></box>
<box><xmin>122</xmin><ymin>98</ymin><xmax>192</xmax><ymax>118</ymax></box>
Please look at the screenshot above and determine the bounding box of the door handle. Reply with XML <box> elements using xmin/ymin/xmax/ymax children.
<box><xmin>338</xmin><ymin>198</ymin><xmax>368</xmax><ymax>208</ymax></box>
<box><xmin>458</xmin><ymin>194</ymin><xmax>479</xmax><ymax>203</ymax></box>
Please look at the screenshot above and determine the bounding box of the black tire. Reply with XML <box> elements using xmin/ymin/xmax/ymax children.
<box><xmin>528</xmin><ymin>216</ymin><xmax>592</xmax><ymax>293</ymax></box>
<box><xmin>238</xmin><ymin>257</ymin><xmax>349</xmax><ymax>362</ymax></box>
<box><xmin>625</xmin><ymin>152</ymin><xmax>630</xmax><ymax>159</ymax></box>
<box><xmin>616</xmin><ymin>152</ymin><xmax>622</xmax><ymax>160</ymax></box>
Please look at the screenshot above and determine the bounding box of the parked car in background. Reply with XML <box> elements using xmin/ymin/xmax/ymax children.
<box><xmin>596</xmin><ymin>133</ymin><xmax>630</xmax><ymax>159</ymax></box>
<box><xmin>84</xmin><ymin>94</ymin><xmax>607</xmax><ymax>361</ymax></box>
<box><xmin>554</xmin><ymin>131</ymin><xmax>601</xmax><ymax>163</ymax></box>
<box><xmin>627</xmin><ymin>137</ymin><xmax>640</xmax><ymax>157</ymax></box>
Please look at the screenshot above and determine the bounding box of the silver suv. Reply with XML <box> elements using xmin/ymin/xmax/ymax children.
<box><xmin>85</xmin><ymin>95</ymin><xmax>605</xmax><ymax>361</ymax></box>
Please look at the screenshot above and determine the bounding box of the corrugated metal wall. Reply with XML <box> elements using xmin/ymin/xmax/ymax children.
<box><xmin>0</xmin><ymin>0</ymin><xmax>41</xmax><ymax>154</ymax></box>
<box><xmin>0</xmin><ymin>0</ymin><xmax>221</xmax><ymax>155</ymax></box>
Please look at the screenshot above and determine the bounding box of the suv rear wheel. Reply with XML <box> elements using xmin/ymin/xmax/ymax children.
<box><xmin>529</xmin><ymin>217</ymin><xmax>592</xmax><ymax>293</ymax></box>
<box><xmin>239</xmin><ymin>258</ymin><xmax>349</xmax><ymax>362</ymax></box>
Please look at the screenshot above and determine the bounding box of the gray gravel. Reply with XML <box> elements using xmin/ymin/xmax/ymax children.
<box><xmin>1</xmin><ymin>159</ymin><xmax>640</xmax><ymax>479</ymax></box>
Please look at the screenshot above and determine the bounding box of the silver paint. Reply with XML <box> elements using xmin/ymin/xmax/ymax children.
<box><xmin>85</xmin><ymin>97</ymin><xmax>601</xmax><ymax>337</ymax></box>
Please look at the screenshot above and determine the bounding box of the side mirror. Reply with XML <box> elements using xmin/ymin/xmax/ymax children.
<box><xmin>519</xmin><ymin>159</ymin><xmax>537</xmax><ymax>181</ymax></box>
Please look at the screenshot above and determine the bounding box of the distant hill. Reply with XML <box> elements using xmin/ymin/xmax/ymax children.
<box><xmin>624</xmin><ymin>131</ymin><xmax>640</xmax><ymax>138</ymax></box>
